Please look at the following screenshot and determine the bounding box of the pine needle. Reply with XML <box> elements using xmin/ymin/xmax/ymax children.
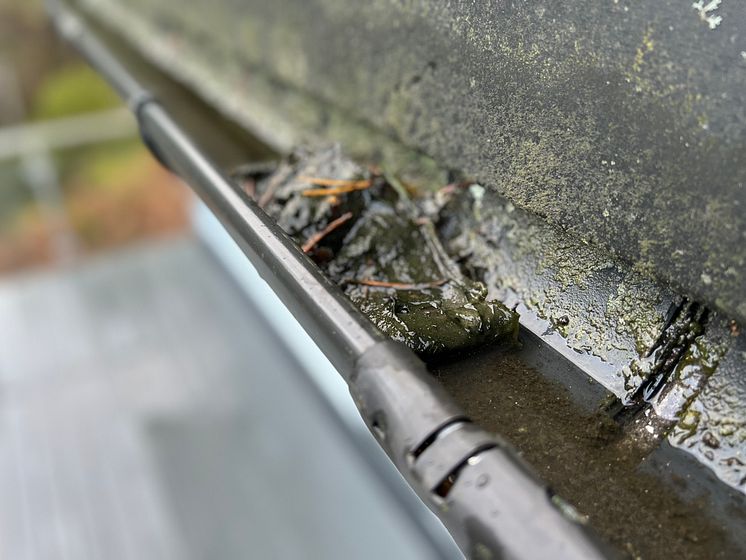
<box><xmin>301</xmin><ymin>212</ymin><xmax>354</xmax><ymax>253</ymax></box>
<box><xmin>344</xmin><ymin>278</ymin><xmax>447</xmax><ymax>290</ymax></box>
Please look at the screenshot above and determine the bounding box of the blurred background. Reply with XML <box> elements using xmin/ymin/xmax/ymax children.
<box><xmin>0</xmin><ymin>3</ymin><xmax>459</xmax><ymax>558</ymax></box>
<box><xmin>0</xmin><ymin>0</ymin><xmax>188</xmax><ymax>274</ymax></box>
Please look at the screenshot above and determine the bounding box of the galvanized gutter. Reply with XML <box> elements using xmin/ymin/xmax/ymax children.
<box><xmin>47</xmin><ymin>2</ymin><xmax>611</xmax><ymax>557</ymax></box>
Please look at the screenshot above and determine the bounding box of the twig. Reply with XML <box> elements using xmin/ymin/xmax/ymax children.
<box><xmin>344</xmin><ymin>278</ymin><xmax>447</xmax><ymax>290</ymax></box>
<box><xmin>301</xmin><ymin>212</ymin><xmax>354</xmax><ymax>253</ymax></box>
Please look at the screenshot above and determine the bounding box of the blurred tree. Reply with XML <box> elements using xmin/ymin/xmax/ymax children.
<box><xmin>0</xmin><ymin>0</ymin><xmax>73</xmax><ymax>124</ymax></box>
<box><xmin>31</xmin><ymin>63</ymin><xmax>121</xmax><ymax>120</ymax></box>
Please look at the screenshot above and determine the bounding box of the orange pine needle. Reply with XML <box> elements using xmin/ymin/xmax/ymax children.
<box><xmin>301</xmin><ymin>185</ymin><xmax>370</xmax><ymax>197</ymax></box>
<box><xmin>298</xmin><ymin>176</ymin><xmax>371</xmax><ymax>188</ymax></box>
<box><xmin>298</xmin><ymin>176</ymin><xmax>373</xmax><ymax>197</ymax></box>
<box><xmin>345</xmin><ymin>278</ymin><xmax>447</xmax><ymax>290</ymax></box>
<box><xmin>301</xmin><ymin>212</ymin><xmax>354</xmax><ymax>253</ymax></box>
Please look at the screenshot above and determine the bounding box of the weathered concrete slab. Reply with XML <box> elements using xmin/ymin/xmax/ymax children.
<box><xmin>73</xmin><ymin>0</ymin><xmax>746</xmax><ymax>324</ymax></box>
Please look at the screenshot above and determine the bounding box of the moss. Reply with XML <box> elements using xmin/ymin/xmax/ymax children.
<box><xmin>75</xmin><ymin>0</ymin><xmax>746</xmax><ymax>325</ymax></box>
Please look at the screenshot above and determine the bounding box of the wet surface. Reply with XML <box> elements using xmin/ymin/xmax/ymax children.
<box><xmin>432</xmin><ymin>338</ymin><xmax>746</xmax><ymax>559</ymax></box>
<box><xmin>435</xmin><ymin>183</ymin><xmax>679</xmax><ymax>400</ymax></box>
<box><xmin>243</xmin><ymin>148</ymin><xmax>746</xmax><ymax>502</ymax></box>
<box><xmin>670</xmin><ymin>332</ymin><xmax>746</xmax><ymax>492</ymax></box>
<box><xmin>248</xmin><ymin>147</ymin><xmax>518</xmax><ymax>358</ymax></box>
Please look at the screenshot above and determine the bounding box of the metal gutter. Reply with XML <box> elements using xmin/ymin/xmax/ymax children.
<box><xmin>47</xmin><ymin>2</ymin><xmax>611</xmax><ymax>557</ymax></box>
